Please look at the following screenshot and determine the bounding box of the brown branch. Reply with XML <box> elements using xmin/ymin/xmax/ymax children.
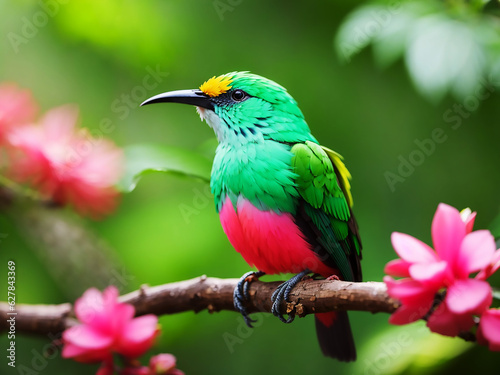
<box><xmin>0</xmin><ymin>276</ymin><xmax>398</xmax><ymax>336</ymax></box>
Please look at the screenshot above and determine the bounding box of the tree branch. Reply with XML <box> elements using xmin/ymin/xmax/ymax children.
<box><xmin>0</xmin><ymin>276</ymin><xmax>398</xmax><ymax>336</ymax></box>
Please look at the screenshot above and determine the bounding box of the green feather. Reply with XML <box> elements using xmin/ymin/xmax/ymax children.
<box><xmin>291</xmin><ymin>141</ymin><xmax>357</xmax><ymax>280</ymax></box>
<box><xmin>303</xmin><ymin>203</ymin><xmax>353</xmax><ymax>280</ymax></box>
<box><xmin>212</xmin><ymin>141</ymin><xmax>298</xmax><ymax>214</ymax></box>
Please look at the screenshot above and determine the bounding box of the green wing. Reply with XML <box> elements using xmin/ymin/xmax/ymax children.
<box><xmin>291</xmin><ymin>141</ymin><xmax>362</xmax><ymax>282</ymax></box>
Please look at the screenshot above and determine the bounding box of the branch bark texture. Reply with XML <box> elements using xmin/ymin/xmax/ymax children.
<box><xmin>0</xmin><ymin>276</ymin><xmax>399</xmax><ymax>336</ymax></box>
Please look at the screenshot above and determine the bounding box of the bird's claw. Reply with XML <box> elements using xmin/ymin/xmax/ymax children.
<box><xmin>326</xmin><ymin>274</ymin><xmax>341</xmax><ymax>281</ymax></box>
<box><xmin>233</xmin><ymin>271</ymin><xmax>265</xmax><ymax>328</ymax></box>
<box><xmin>271</xmin><ymin>270</ymin><xmax>311</xmax><ymax>324</ymax></box>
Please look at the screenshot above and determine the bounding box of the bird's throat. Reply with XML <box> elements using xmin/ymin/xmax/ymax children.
<box><xmin>196</xmin><ymin>106</ymin><xmax>206</xmax><ymax>121</ymax></box>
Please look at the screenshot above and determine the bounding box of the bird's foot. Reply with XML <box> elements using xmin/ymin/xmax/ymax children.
<box><xmin>326</xmin><ymin>274</ymin><xmax>340</xmax><ymax>281</ymax></box>
<box><xmin>233</xmin><ymin>270</ymin><xmax>265</xmax><ymax>328</ymax></box>
<box><xmin>271</xmin><ymin>269</ymin><xmax>311</xmax><ymax>324</ymax></box>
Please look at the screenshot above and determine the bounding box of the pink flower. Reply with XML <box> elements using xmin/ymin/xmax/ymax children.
<box><xmin>118</xmin><ymin>354</ymin><xmax>184</xmax><ymax>375</ymax></box>
<box><xmin>426</xmin><ymin>297</ymin><xmax>475</xmax><ymax>336</ymax></box>
<box><xmin>384</xmin><ymin>203</ymin><xmax>497</xmax><ymax>335</ymax></box>
<box><xmin>460</xmin><ymin>208</ymin><xmax>476</xmax><ymax>234</ymax></box>
<box><xmin>383</xmin><ymin>276</ymin><xmax>437</xmax><ymax>325</ymax></box>
<box><xmin>62</xmin><ymin>286</ymin><xmax>159</xmax><ymax>363</ymax></box>
<box><xmin>0</xmin><ymin>83</ymin><xmax>37</xmax><ymax>142</ymax></box>
<box><xmin>477</xmin><ymin>309</ymin><xmax>500</xmax><ymax>351</ymax></box>
<box><xmin>120</xmin><ymin>366</ymin><xmax>151</xmax><ymax>375</ymax></box>
<box><xmin>477</xmin><ymin>249</ymin><xmax>500</xmax><ymax>280</ymax></box>
<box><xmin>6</xmin><ymin>106</ymin><xmax>123</xmax><ymax>218</ymax></box>
<box><xmin>149</xmin><ymin>354</ymin><xmax>184</xmax><ymax>375</ymax></box>
<box><xmin>96</xmin><ymin>360</ymin><xmax>115</xmax><ymax>375</ymax></box>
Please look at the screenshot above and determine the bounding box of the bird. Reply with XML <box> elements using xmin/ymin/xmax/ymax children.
<box><xmin>141</xmin><ymin>71</ymin><xmax>362</xmax><ymax>361</ymax></box>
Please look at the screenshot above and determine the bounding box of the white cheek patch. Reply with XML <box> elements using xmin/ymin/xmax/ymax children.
<box><xmin>201</xmin><ymin>108</ymin><xmax>226</xmax><ymax>142</ymax></box>
<box><xmin>196</xmin><ymin>107</ymin><xmax>205</xmax><ymax>121</ymax></box>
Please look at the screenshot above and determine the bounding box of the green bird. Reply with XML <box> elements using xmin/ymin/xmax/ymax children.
<box><xmin>142</xmin><ymin>71</ymin><xmax>362</xmax><ymax>361</ymax></box>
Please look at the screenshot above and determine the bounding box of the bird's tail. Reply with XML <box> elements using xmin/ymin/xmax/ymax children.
<box><xmin>315</xmin><ymin>311</ymin><xmax>356</xmax><ymax>362</ymax></box>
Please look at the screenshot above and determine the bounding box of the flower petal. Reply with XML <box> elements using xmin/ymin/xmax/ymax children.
<box><xmin>0</xmin><ymin>83</ymin><xmax>38</xmax><ymax>139</ymax></box>
<box><xmin>427</xmin><ymin>302</ymin><xmax>474</xmax><ymax>337</ymax></box>
<box><xmin>74</xmin><ymin>286</ymin><xmax>134</xmax><ymax>335</ymax></box>
<box><xmin>62</xmin><ymin>325</ymin><xmax>113</xmax><ymax>350</ymax></box>
<box><xmin>384</xmin><ymin>259</ymin><xmax>411</xmax><ymax>277</ymax></box>
<box><xmin>384</xmin><ymin>276</ymin><xmax>437</xmax><ymax>306</ymax></box>
<box><xmin>460</xmin><ymin>208</ymin><xmax>476</xmax><ymax>234</ymax></box>
<box><xmin>115</xmin><ymin>314</ymin><xmax>159</xmax><ymax>358</ymax></box>
<box><xmin>40</xmin><ymin>105</ymin><xmax>78</xmax><ymax>141</ymax></box>
<box><xmin>102</xmin><ymin>285</ymin><xmax>119</xmax><ymax>303</ymax></box>
<box><xmin>107</xmin><ymin>301</ymin><xmax>135</xmax><ymax>336</ymax></box>
<box><xmin>96</xmin><ymin>361</ymin><xmax>115</xmax><ymax>375</ymax></box>
<box><xmin>384</xmin><ymin>276</ymin><xmax>422</xmax><ymax>299</ymax></box>
<box><xmin>74</xmin><ymin>288</ymin><xmax>104</xmax><ymax>324</ymax></box>
<box><xmin>488</xmin><ymin>250</ymin><xmax>500</xmax><ymax>278</ymax></box>
<box><xmin>150</xmin><ymin>353</ymin><xmax>177</xmax><ymax>373</ymax></box>
<box><xmin>388</xmin><ymin>303</ymin><xmax>431</xmax><ymax>325</ymax></box>
<box><xmin>122</xmin><ymin>314</ymin><xmax>159</xmax><ymax>343</ymax></box>
<box><xmin>409</xmin><ymin>261</ymin><xmax>447</xmax><ymax>285</ymax></box>
<box><xmin>476</xmin><ymin>248</ymin><xmax>500</xmax><ymax>280</ymax></box>
<box><xmin>446</xmin><ymin>279</ymin><xmax>492</xmax><ymax>315</ymax></box>
<box><xmin>391</xmin><ymin>232</ymin><xmax>438</xmax><ymax>263</ymax></box>
<box><xmin>61</xmin><ymin>343</ymin><xmax>88</xmax><ymax>359</ymax></box>
<box><xmin>62</xmin><ymin>332</ymin><xmax>113</xmax><ymax>363</ymax></box>
<box><xmin>490</xmin><ymin>250</ymin><xmax>500</xmax><ymax>272</ymax></box>
<box><xmin>432</xmin><ymin>203</ymin><xmax>466</xmax><ymax>265</ymax></box>
<box><xmin>61</xmin><ymin>342</ymin><xmax>110</xmax><ymax>363</ymax></box>
<box><xmin>98</xmin><ymin>286</ymin><xmax>135</xmax><ymax>335</ymax></box>
<box><xmin>478</xmin><ymin>309</ymin><xmax>500</xmax><ymax>351</ymax></box>
<box><xmin>456</xmin><ymin>230</ymin><xmax>496</xmax><ymax>277</ymax></box>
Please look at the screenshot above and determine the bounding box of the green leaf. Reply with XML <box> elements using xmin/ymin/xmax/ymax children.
<box><xmin>372</xmin><ymin>7</ymin><xmax>418</xmax><ymax>68</ymax></box>
<box><xmin>336</xmin><ymin>1</ymin><xmax>498</xmax><ymax>102</ymax></box>
<box><xmin>492</xmin><ymin>287</ymin><xmax>500</xmax><ymax>301</ymax></box>
<box><xmin>118</xmin><ymin>144</ymin><xmax>212</xmax><ymax>192</ymax></box>
<box><xmin>334</xmin><ymin>5</ymin><xmax>385</xmax><ymax>63</ymax></box>
<box><xmin>405</xmin><ymin>15</ymin><xmax>486</xmax><ymax>101</ymax></box>
<box><xmin>489</xmin><ymin>209</ymin><xmax>500</xmax><ymax>240</ymax></box>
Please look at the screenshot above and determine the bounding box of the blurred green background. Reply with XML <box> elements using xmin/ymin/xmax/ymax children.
<box><xmin>1</xmin><ymin>0</ymin><xmax>500</xmax><ymax>374</ymax></box>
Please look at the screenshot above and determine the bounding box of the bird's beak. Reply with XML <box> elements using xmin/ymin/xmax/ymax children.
<box><xmin>141</xmin><ymin>89</ymin><xmax>214</xmax><ymax>110</ymax></box>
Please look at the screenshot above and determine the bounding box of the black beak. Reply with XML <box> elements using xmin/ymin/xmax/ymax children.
<box><xmin>141</xmin><ymin>89</ymin><xmax>214</xmax><ymax>110</ymax></box>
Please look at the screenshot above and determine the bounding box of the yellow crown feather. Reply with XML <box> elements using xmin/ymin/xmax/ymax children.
<box><xmin>199</xmin><ymin>75</ymin><xmax>233</xmax><ymax>97</ymax></box>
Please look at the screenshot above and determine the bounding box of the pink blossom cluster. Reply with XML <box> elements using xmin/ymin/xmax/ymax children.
<box><xmin>105</xmin><ymin>354</ymin><xmax>185</xmax><ymax>375</ymax></box>
<box><xmin>384</xmin><ymin>203</ymin><xmax>500</xmax><ymax>350</ymax></box>
<box><xmin>0</xmin><ymin>83</ymin><xmax>123</xmax><ymax>218</ymax></box>
<box><xmin>63</xmin><ymin>286</ymin><xmax>184</xmax><ymax>375</ymax></box>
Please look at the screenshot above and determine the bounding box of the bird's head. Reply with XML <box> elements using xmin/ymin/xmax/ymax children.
<box><xmin>141</xmin><ymin>71</ymin><xmax>315</xmax><ymax>144</ymax></box>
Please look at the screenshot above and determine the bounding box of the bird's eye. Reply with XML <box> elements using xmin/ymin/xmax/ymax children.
<box><xmin>231</xmin><ymin>89</ymin><xmax>247</xmax><ymax>102</ymax></box>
